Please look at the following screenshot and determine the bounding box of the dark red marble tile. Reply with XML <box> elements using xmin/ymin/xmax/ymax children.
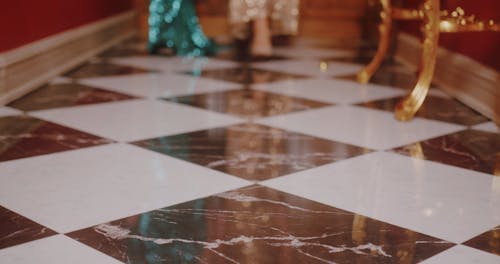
<box><xmin>68</xmin><ymin>185</ymin><xmax>454</xmax><ymax>263</ymax></box>
<box><xmin>8</xmin><ymin>83</ymin><xmax>136</xmax><ymax>111</ymax></box>
<box><xmin>190</xmin><ymin>67</ymin><xmax>309</xmax><ymax>84</ymax></box>
<box><xmin>463</xmin><ymin>226</ymin><xmax>500</xmax><ymax>256</ymax></box>
<box><xmin>216</xmin><ymin>50</ymin><xmax>291</xmax><ymax>63</ymax></box>
<box><xmin>164</xmin><ymin>89</ymin><xmax>331</xmax><ymax>118</ymax></box>
<box><xmin>0</xmin><ymin>116</ymin><xmax>113</xmax><ymax>162</ymax></box>
<box><xmin>133</xmin><ymin>123</ymin><xmax>371</xmax><ymax>181</ymax></box>
<box><xmin>64</xmin><ymin>61</ymin><xmax>153</xmax><ymax>79</ymax></box>
<box><xmin>358</xmin><ymin>96</ymin><xmax>488</xmax><ymax>126</ymax></box>
<box><xmin>393</xmin><ymin>129</ymin><xmax>500</xmax><ymax>175</ymax></box>
<box><xmin>0</xmin><ymin>206</ymin><xmax>57</xmax><ymax>250</ymax></box>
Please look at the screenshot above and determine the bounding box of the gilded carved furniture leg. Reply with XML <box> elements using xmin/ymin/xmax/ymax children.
<box><xmin>395</xmin><ymin>0</ymin><xmax>440</xmax><ymax>121</ymax></box>
<box><xmin>357</xmin><ymin>0</ymin><xmax>391</xmax><ymax>84</ymax></box>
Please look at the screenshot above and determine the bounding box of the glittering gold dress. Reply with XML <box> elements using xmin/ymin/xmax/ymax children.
<box><xmin>228</xmin><ymin>0</ymin><xmax>300</xmax><ymax>39</ymax></box>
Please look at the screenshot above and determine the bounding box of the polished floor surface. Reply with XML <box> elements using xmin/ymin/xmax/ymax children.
<box><xmin>0</xmin><ymin>38</ymin><xmax>499</xmax><ymax>263</ymax></box>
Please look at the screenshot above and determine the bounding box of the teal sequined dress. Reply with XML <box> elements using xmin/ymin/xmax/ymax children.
<box><xmin>148</xmin><ymin>0</ymin><xmax>217</xmax><ymax>56</ymax></box>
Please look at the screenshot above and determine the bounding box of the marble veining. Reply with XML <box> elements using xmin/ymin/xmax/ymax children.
<box><xmin>358</xmin><ymin>95</ymin><xmax>488</xmax><ymax>126</ymax></box>
<box><xmin>133</xmin><ymin>123</ymin><xmax>370</xmax><ymax>181</ymax></box>
<box><xmin>164</xmin><ymin>89</ymin><xmax>331</xmax><ymax>118</ymax></box>
<box><xmin>8</xmin><ymin>83</ymin><xmax>135</xmax><ymax>111</ymax></box>
<box><xmin>0</xmin><ymin>206</ymin><xmax>56</xmax><ymax>250</ymax></box>
<box><xmin>1</xmin><ymin>38</ymin><xmax>498</xmax><ymax>263</ymax></box>
<box><xmin>92</xmin><ymin>223</ymin><xmax>393</xmax><ymax>264</ymax></box>
<box><xmin>393</xmin><ymin>129</ymin><xmax>500</xmax><ymax>175</ymax></box>
<box><xmin>0</xmin><ymin>116</ymin><xmax>112</xmax><ymax>162</ymax></box>
<box><xmin>68</xmin><ymin>185</ymin><xmax>454</xmax><ymax>263</ymax></box>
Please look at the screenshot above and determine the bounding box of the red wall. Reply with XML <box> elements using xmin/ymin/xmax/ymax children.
<box><xmin>399</xmin><ymin>0</ymin><xmax>500</xmax><ymax>70</ymax></box>
<box><xmin>0</xmin><ymin>0</ymin><xmax>133</xmax><ymax>53</ymax></box>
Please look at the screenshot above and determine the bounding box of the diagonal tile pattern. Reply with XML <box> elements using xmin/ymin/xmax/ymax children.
<box><xmin>8</xmin><ymin>82</ymin><xmax>136</xmax><ymax>111</ymax></box>
<box><xmin>253</xmin><ymin>60</ymin><xmax>364</xmax><ymax>78</ymax></box>
<box><xmin>1</xmin><ymin>38</ymin><xmax>499</xmax><ymax>263</ymax></box>
<box><xmin>111</xmin><ymin>56</ymin><xmax>238</xmax><ymax>73</ymax></box>
<box><xmin>30</xmin><ymin>99</ymin><xmax>243</xmax><ymax>142</ymax></box>
<box><xmin>0</xmin><ymin>235</ymin><xmax>123</xmax><ymax>264</ymax></box>
<box><xmin>79</xmin><ymin>73</ymin><xmax>240</xmax><ymax>99</ymax></box>
<box><xmin>464</xmin><ymin>225</ymin><xmax>500</xmax><ymax>257</ymax></box>
<box><xmin>474</xmin><ymin>122</ymin><xmax>499</xmax><ymax>133</ymax></box>
<box><xmin>421</xmin><ymin>245</ymin><xmax>500</xmax><ymax>264</ymax></box>
<box><xmin>68</xmin><ymin>185</ymin><xmax>454</xmax><ymax>264</ymax></box>
<box><xmin>258</xmin><ymin>105</ymin><xmax>465</xmax><ymax>150</ymax></box>
<box><xmin>193</xmin><ymin>67</ymin><xmax>310</xmax><ymax>85</ymax></box>
<box><xmin>252</xmin><ymin>78</ymin><xmax>405</xmax><ymax>104</ymax></box>
<box><xmin>64</xmin><ymin>61</ymin><xmax>153</xmax><ymax>79</ymax></box>
<box><xmin>0</xmin><ymin>206</ymin><xmax>56</xmax><ymax>250</ymax></box>
<box><xmin>393</xmin><ymin>129</ymin><xmax>500</xmax><ymax>175</ymax></box>
<box><xmin>164</xmin><ymin>89</ymin><xmax>331</xmax><ymax>118</ymax></box>
<box><xmin>133</xmin><ymin>123</ymin><xmax>370</xmax><ymax>181</ymax></box>
<box><xmin>263</xmin><ymin>152</ymin><xmax>500</xmax><ymax>244</ymax></box>
<box><xmin>0</xmin><ymin>107</ymin><xmax>21</xmax><ymax>117</ymax></box>
<box><xmin>0</xmin><ymin>144</ymin><xmax>249</xmax><ymax>233</ymax></box>
<box><xmin>0</xmin><ymin>116</ymin><xmax>113</xmax><ymax>162</ymax></box>
<box><xmin>358</xmin><ymin>95</ymin><xmax>489</xmax><ymax>126</ymax></box>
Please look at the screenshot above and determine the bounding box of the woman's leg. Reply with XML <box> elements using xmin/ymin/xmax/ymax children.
<box><xmin>251</xmin><ymin>17</ymin><xmax>272</xmax><ymax>56</ymax></box>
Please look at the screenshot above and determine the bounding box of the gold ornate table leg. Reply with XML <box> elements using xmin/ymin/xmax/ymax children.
<box><xmin>395</xmin><ymin>0</ymin><xmax>440</xmax><ymax>121</ymax></box>
<box><xmin>357</xmin><ymin>0</ymin><xmax>392</xmax><ymax>84</ymax></box>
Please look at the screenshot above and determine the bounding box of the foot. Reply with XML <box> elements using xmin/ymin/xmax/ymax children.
<box><xmin>250</xmin><ymin>43</ymin><xmax>272</xmax><ymax>57</ymax></box>
<box><xmin>251</xmin><ymin>17</ymin><xmax>273</xmax><ymax>57</ymax></box>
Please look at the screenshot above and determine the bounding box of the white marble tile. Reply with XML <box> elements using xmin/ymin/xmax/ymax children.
<box><xmin>421</xmin><ymin>245</ymin><xmax>500</xmax><ymax>264</ymax></box>
<box><xmin>473</xmin><ymin>122</ymin><xmax>499</xmax><ymax>134</ymax></box>
<box><xmin>273</xmin><ymin>47</ymin><xmax>357</xmax><ymax>59</ymax></box>
<box><xmin>0</xmin><ymin>107</ymin><xmax>22</xmax><ymax>117</ymax></box>
<box><xmin>258</xmin><ymin>105</ymin><xmax>465</xmax><ymax>150</ymax></box>
<box><xmin>0</xmin><ymin>235</ymin><xmax>122</xmax><ymax>264</ymax></box>
<box><xmin>79</xmin><ymin>73</ymin><xmax>239</xmax><ymax>98</ymax></box>
<box><xmin>252</xmin><ymin>60</ymin><xmax>363</xmax><ymax>78</ymax></box>
<box><xmin>263</xmin><ymin>152</ymin><xmax>500</xmax><ymax>244</ymax></box>
<box><xmin>252</xmin><ymin>78</ymin><xmax>405</xmax><ymax>104</ymax></box>
<box><xmin>30</xmin><ymin>99</ymin><xmax>243</xmax><ymax>142</ymax></box>
<box><xmin>0</xmin><ymin>144</ymin><xmax>250</xmax><ymax>233</ymax></box>
<box><xmin>111</xmin><ymin>56</ymin><xmax>238</xmax><ymax>73</ymax></box>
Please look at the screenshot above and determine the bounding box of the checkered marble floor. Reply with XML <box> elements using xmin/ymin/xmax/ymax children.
<box><xmin>1</xmin><ymin>38</ymin><xmax>499</xmax><ymax>264</ymax></box>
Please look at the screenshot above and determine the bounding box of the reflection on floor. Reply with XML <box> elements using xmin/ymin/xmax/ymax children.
<box><xmin>0</xmin><ymin>38</ymin><xmax>499</xmax><ymax>263</ymax></box>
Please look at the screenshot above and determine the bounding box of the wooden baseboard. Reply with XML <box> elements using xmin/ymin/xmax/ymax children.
<box><xmin>395</xmin><ymin>33</ymin><xmax>500</xmax><ymax>125</ymax></box>
<box><xmin>0</xmin><ymin>11</ymin><xmax>136</xmax><ymax>105</ymax></box>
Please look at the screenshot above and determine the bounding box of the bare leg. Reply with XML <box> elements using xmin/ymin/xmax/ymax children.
<box><xmin>251</xmin><ymin>17</ymin><xmax>272</xmax><ymax>56</ymax></box>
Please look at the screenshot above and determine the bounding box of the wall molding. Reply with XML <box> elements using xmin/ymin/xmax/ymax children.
<box><xmin>395</xmin><ymin>32</ymin><xmax>500</xmax><ymax>125</ymax></box>
<box><xmin>0</xmin><ymin>11</ymin><xmax>136</xmax><ymax>104</ymax></box>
